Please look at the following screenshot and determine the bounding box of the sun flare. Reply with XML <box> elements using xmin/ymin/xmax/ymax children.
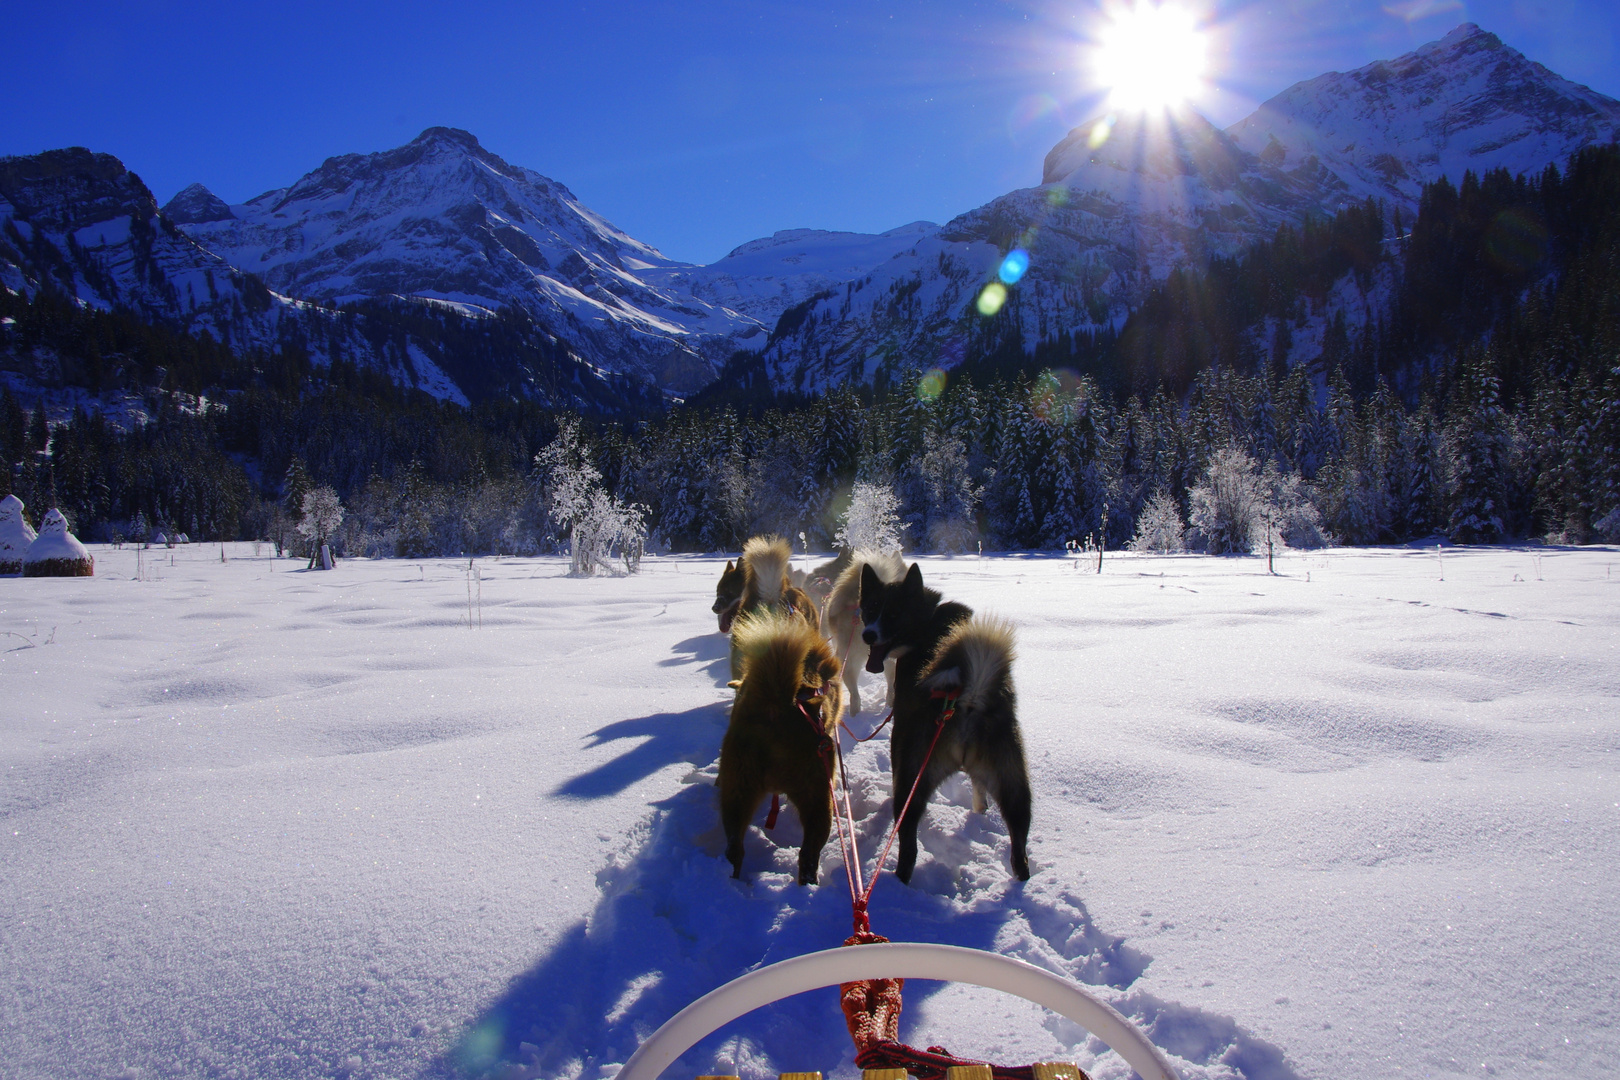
<box><xmin>1091</xmin><ymin>2</ymin><xmax>1208</xmax><ymax>113</ymax></box>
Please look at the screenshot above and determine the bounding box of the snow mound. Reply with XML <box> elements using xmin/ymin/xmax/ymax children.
<box><xmin>22</xmin><ymin>508</ymin><xmax>92</xmax><ymax>576</ymax></box>
<box><xmin>0</xmin><ymin>493</ymin><xmax>37</xmax><ymax>573</ymax></box>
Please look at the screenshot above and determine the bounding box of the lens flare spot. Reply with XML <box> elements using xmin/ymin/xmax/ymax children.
<box><xmin>917</xmin><ymin>368</ymin><xmax>947</xmax><ymax>400</ymax></box>
<box><xmin>1030</xmin><ymin>368</ymin><xmax>1087</xmax><ymax>424</ymax></box>
<box><xmin>1088</xmin><ymin>115</ymin><xmax>1116</xmax><ymax>149</ymax></box>
<box><xmin>977</xmin><ymin>282</ymin><xmax>1008</xmax><ymax>317</ymax></box>
<box><xmin>1046</xmin><ymin>187</ymin><xmax>1070</xmax><ymax>208</ymax></box>
<box><xmin>999</xmin><ymin>250</ymin><xmax>1030</xmax><ymax>285</ymax></box>
<box><xmin>1483</xmin><ymin>208</ymin><xmax>1549</xmax><ymax>274</ymax></box>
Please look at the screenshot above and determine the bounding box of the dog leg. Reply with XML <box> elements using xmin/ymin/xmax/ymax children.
<box><xmin>792</xmin><ymin>786</ymin><xmax>833</xmax><ymax>887</ymax></box>
<box><xmin>994</xmin><ymin>772</ymin><xmax>1034</xmax><ymax>881</ymax></box>
<box><xmin>970</xmin><ymin>776</ymin><xmax>989</xmax><ymax>814</ymax></box>
<box><xmin>718</xmin><ymin>773</ymin><xmax>763</xmax><ymax>880</ymax></box>
<box><xmin>843</xmin><ymin>639</ymin><xmax>864</xmax><ymax>714</ymax></box>
<box><xmin>892</xmin><ymin>756</ymin><xmax>947</xmax><ymax>885</ymax></box>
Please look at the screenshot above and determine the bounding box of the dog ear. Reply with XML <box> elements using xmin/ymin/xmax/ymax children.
<box><xmin>860</xmin><ymin>562</ymin><xmax>881</xmax><ymax>597</ymax></box>
<box><xmin>817</xmin><ymin>654</ymin><xmax>841</xmax><ymax>684</ymax></box>
<box><xmin>904</xmin><ymin>562</ymin><xmax>924</xmax><ymax>592</ymax></box>
<box><xmin>725</xmin><ymin>560</ymin><xmax>734</xmax><ymax>572</ymax></box>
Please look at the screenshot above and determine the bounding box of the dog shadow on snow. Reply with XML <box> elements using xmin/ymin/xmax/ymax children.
<box><xmin>663</xmin><ymin>633</ymin><xmax>733</xmax><ymax>688</ymax></box>
<box><xmin>429</xmin><ymin>724</ymin><xmax>1303</xmax><ymax>1080</ymax></box>
<box><xmin>552</xmin><ymin>703</ymin><xmax>732</xmax><ymax>800</ymax></box>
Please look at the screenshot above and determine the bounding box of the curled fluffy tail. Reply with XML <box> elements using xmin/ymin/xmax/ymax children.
<box><xmin>731</xmin><ymin>608</ymin><xmax>843</xmax><ymax>714</ymax></box>
<box><xmin>918</xmin><ymin>616</ymin><xmax>1016</xmax><ymax>712</ymax></box>
<box><xmin>742</xmin><ymin>535</ymin><xmax>793</xmax><ymax>605</ymax></box>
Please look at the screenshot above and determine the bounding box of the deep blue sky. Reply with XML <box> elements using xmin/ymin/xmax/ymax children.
<box><xmin>3</xmin><ymin>1</ymin><xmax>1615</xmax><ymax>265</ymax></box>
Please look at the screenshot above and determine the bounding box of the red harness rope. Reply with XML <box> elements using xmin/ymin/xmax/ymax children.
<box><xmin>767</xmin><ymin>651</ymin><xmax>1081</xmax><ymax>1078</ymax></box>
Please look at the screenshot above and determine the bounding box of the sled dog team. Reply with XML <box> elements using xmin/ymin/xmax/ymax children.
<box><xmin>714</xmin><ymin>536</ymin><xmax>1032</xmax><ymax>887</ymax></box>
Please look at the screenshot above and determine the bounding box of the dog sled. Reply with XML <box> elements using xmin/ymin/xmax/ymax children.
<box><xmin>617</xmin><ymin>940</ymin><xmax>1177</xmax><ymax>1080</ymax></box>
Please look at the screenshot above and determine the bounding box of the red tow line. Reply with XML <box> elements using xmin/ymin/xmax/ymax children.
<box><xmin>771</xmin><ymin>624</ymin><xmax>1076</xmax><ymax>1077</ymax></box>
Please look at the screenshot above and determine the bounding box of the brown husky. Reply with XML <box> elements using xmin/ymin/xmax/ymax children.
<box><xmin>729</xmin><ymin>536</ymin><xmax>819</xmax><ymax>679</ymax></box>
<box><xmin>719</xmin><ymin>609</ymin><xmax>846</xmax><ymax>884</ymax></box>
<box><xmin>712</xmin><ymin>559</ymin><xmax>745</xmax><ymax>633</ymax></box>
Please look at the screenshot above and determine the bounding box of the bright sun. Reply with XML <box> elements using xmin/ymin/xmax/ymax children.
<box><xmin>1091</xmin><ymin>2</ymin><xmax>1208</xmax><ymax>113</ymax></box>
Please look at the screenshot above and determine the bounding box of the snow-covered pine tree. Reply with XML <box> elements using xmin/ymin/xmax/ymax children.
<box><xmin>1447</xmin><ymin>351</ymin><xmax>1509</xmax><ymax>543</ymax></box>
<box><xmin>281</xmin><ymin>457</ymin><xmax>312</xmax><ymax>556</ymax></box>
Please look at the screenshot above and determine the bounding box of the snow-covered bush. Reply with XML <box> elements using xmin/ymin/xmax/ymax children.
<box><xmin>1129</xmin><ymin>490</ymin><xmax>1186</xmax><ymax>554</ymax></box>
<box><xmin>1189</xmin><ymin>447</ymin><xmax>1328</xmax><ymax>554</ymax></box>
<box><xmin>1257</xmin><ymin>464</ymin><xmax>1330</xmax><ymax>550</ymax></box>
<box><xmin>0</xmin><ymin>494</ymin><xmax>38</xmax><ymax>574</ymax></box>
<box><xmin>534</xmin><ymin>417</ymin><xmax>648</xmax><ymax>576</ymax></box>
<box><xmin>836</xmin><ymin>481</ymin><xmax>909</xmax><ymax>553</ymax></box>
<box><xmin>23</xmin><ymin>508</ymin><xmax>93</xmax><ymax>577</ymax></box>
<box><xmin>1189</xmin><ymin>448</ymin><xmax>1265</xmax><ymax>554</ymax></box>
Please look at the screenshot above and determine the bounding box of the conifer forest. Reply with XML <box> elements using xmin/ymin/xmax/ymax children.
<box><xmin>3</xmin><ymin>146</ymin><xmax>1617</xmax><ymax>558</ymax></box>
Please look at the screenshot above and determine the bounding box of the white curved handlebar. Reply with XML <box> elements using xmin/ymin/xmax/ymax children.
<box><xmin>616</xmin><ymin>942</ymin><xmax>1177</xmax><ymax>1080</ymax></box>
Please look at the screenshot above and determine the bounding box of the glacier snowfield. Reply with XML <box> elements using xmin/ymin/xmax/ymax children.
<box><xmin>2</xmin><ymin>545</ymin><xmax>1616</xmax><ymax>1080</ymax></box>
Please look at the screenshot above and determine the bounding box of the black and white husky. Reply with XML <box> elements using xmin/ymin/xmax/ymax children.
<box><xmin>859</xmin><ymin>561</ymin><xmax>1032</xmax><ymax>883</ymax></box>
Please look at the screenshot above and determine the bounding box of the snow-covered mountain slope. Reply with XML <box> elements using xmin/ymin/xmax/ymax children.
<box><xmin>0</xmin><ymin>146</ymin><xmax>657</xmax><ymax>411</ymax></box>
<box><xmin>0</xmin><ymin>147</ymin><xmax>256</xmax><ymax>329</ymax></box>
<box><xmin>639</xmin><ymin>221</ymin><xmax>940</xmax><ymax>323</ymax></box>
<box><xmin>758</xmin><ymin>108</ymin><xmax>1335</xmax><ymax>392</ymax></box>
<box><xmin>171</xmin><ymin>128</ymin><xmax>773</xmax><ymax>394</ymax></box>
<box><xmin>1227</xmin><ymin>23</ymin><xmax>1620</xmax><ymax>214</ymax></box>
<box><xmin>759</xmin><ymin>24</ymin><xmax>1620</xmax><ymax>394</ymax></box>
<box><xmin>0</xmin><ymin>148</ymin><xmax>467</xmax><ymax>402</ymax></box>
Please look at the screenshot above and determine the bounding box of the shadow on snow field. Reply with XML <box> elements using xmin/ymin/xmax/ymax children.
<box><xmin>429</xmin><ymin>708</ymin><xmax>1302</xmax><ymax>1080</ymax></box>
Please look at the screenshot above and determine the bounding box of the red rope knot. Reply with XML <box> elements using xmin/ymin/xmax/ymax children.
<box><xmin>838</xmin><ymin>928</ymin><xmax>902</xmax><ymax>1056</ymax></box>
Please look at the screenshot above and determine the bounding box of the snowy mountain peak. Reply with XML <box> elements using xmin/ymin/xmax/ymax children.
<box><xmin>172</xmin><ymin>127</ymin><xmax>772</xmax><ymax>393</ymax></box>
<box><xmin>1225</xmin><ymin>22</ymin><xmax>1620</xmax><ymax>209</ymax></box>
<box><xmin>162</xmin><ymin>182</ymin><xmax>235</xmax><ymax>224</ymax></box>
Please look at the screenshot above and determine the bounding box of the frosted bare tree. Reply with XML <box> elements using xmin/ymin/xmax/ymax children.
<box><xmin>298</xmin><ymin>487</ymin><xmax>345</xmax><ymax>569</ymax></box>
<box><xmin>533</xmin><ymin>417</ymin><xmax>648</xmax><ymax>576</ymax></box>
<box><xmin>1189</xmin><ymin>447</ymin><xmax>1329</xmax><ymax>558</ymax></box>
<box><xmin>836</xmin><ymin>481</ymin><xmax>909</xmax><ymax>553</ymax></box>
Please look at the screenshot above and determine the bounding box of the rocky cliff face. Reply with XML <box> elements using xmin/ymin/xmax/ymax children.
<box><xmin>0</xmin><ymin>147</ymin><xmax>236</xmax><ymax>326</ymax></box>
<box><xmin>757</xmin><ymin>24</ymin><xmax>1620</xmax><ymax>393</ymax></box>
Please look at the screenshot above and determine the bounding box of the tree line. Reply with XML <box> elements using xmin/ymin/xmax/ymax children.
<box><xmin>1</xmin><ymin>145</ymin><xmax>1616</xmax><ymax>554</ymax></box>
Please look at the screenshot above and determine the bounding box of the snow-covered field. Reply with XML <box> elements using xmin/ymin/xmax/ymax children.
<box><xmin>2</xmin><ymin>545</ymin><xmax>1616</xmax><ymax>1080</ymax></box>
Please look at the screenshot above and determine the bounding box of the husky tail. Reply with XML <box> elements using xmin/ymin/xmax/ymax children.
<box><xmin>741</xmin><ymin>535</ymin><xmax>793</xmax><ymax>606</ymax></box>
<box><xmin>730</xmin><ymin>607</ymin><xmax>841</xmax><ymax>706</ymax></box>
<box><xmin>917</xmin><ymin>615</ymin><xmax>1016</xmax><ymax>711</ymax></box>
